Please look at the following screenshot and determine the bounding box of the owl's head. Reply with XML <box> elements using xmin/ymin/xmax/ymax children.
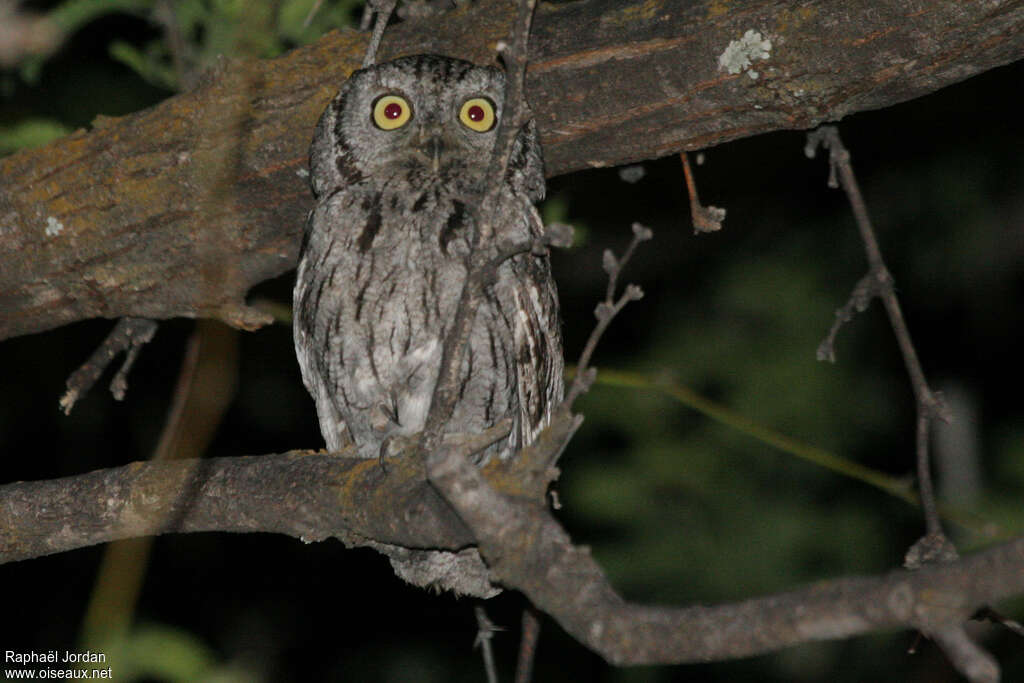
<box><xmin>309</xmin><ymin>54</ymin><xmax>544</xmax><ymax>201</ymax></box>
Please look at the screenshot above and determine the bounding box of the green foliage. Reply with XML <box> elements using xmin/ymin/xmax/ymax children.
<box><xmin>0</xmin><ymin>118</ymin><xmax>72</xmax><ymax>154</ymax></box>
<box><xmin>278</xmin><ymin>0</ymin><xmax>365</xmax><ymax>44</ymax></box>
<box><xmin>3</xmin><ymin>1</ymin><xmax>362</xmax><ymax>153</ymax></box>
<box><xmin>16</xmin><ymin>0</ymin><xmax>154</xmax><ymax>82</ymax></box>
<box><xmin>108</xmin><ymin>39</ymin><xmax>179</xmax><ymax>91</ymax></box>
<box><xmin>102</xmin><ymin>0</ymin><xmax>363</xmax><ymax>91</ymax></box>
<box><xmin>86</xmin><ymin>624</ymin><xmax>257</xmax><ymax>682</ymax></box>
<box><xmin>46</xmin><ymin>0</ymin><xmax>152</xmax><ymax>32</ymax></box>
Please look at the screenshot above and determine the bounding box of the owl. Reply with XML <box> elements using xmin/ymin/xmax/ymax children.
<box><xmin>293</xmin><ymin>53</ymin><xmax>563</xmax><ymax>588</ymax></box>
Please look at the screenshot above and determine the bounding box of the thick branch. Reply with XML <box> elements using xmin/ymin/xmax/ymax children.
<box><xmin>420</xmin><ymin>402</ymin><xmax>1024</xmax><ymax>665</ymax></box>
<box><xmin>1</xmin><ymin>0</ymin><xmax>1020</xmax><ymax>340</ymax></box>
<box><xmin>9</xmin><ymin>436</ymin><xmax>1022</xmax><ymax>664</ymax></box>
<box><xmin>0</xmin><ymin>450</ymin><xmax>468</xmax><ymax>562</ymax></box>
<box><xmin>0</xmin><ymin>411</ymin><xmax>577</xmax><ymax>564</ymax></box>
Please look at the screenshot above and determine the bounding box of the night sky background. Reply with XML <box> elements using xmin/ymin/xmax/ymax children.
<box><xmin>2</xmin><ymin>2</ymin><xmax>1023</xmax><ymax>681</ymax></box>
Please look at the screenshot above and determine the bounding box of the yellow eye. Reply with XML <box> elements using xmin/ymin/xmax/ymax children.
<box><xmin>372</xmin><ymin>95</ymin><xmax>411</xmax><ymax>130</ymax></box>
<box><xmin>459</xmin><ymin>98</ymin><xmax>496</xmax><ymax>132</ymax></box>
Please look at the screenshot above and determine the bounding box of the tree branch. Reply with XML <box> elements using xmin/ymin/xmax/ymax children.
<box><xmin>806</xmin><ymin>125</ymin><xmax>955</xmax><ymax>548</ymax></box>
<box><xmin>5</xmin><ymin>440</ymin><xmax>1021</xmax><ymax>666</ymax></box>
<box><xmin>0</xmin><ymin>408</ymin><xmax>580</xmax><ymax>565</ymax></box>
<box><xmin>58</xmin><ymin>316</ymin><xmax>158</xmax><ymax>414</ymax></box>
<box><xmin>0</xmin><ymin>450</ymin><xmax>452</xmax><ymax>562</ymax></box>
<box><xmin>1</xmin><ymin>0</ymin><xmax>1020</xmax><ymax>340</ymax></box>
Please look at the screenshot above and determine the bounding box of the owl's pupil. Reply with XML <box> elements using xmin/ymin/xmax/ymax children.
<box><xmin>384</xmin><ymin>102</ymin><xmax>403</xmax><ymax>119</ymax></box>
<box><xmin>468</xmin><ymin>105</ymin><xmax>485</xmax><ymax>122</ymax></box>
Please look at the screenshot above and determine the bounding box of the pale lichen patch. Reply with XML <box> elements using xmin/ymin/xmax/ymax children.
<box><xmin>45</xmin><ymin>216</ymin><xmax>64</xmax><ymax>236</ymax></box>
<box><xmin>718</xmin><ymin>29</ymin><xmax>772</xmax><ymax>80</ymax></box>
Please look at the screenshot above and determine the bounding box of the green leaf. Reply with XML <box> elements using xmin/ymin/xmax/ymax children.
<box><xmin>108</xmin><ymin>41</ymin><xmax>178</xmax><ymax>91</ymax></box>
<box><xmin>0</xmin><ymin>119</ymin><xmax>72</xmax><ymax>154</ymax></box>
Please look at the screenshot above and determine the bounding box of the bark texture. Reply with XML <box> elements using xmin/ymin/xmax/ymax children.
<box><xmin>1</xmin><ymin>0</ymin><xmax>1021</xmax><ymax>339</ymax></box>
<box><xmin>2</xmin><ymin>423</ymin><xmax>1023</xmax><ymax>666</ymax></box>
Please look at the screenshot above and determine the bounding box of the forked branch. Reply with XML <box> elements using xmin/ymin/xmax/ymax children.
<box><xmin>806</xmin><ymin>126</ymin><xmax>992</xmax><ymax>680</ymax></box>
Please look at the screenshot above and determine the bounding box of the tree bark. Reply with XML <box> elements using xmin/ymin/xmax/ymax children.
<box><xmin>2</xmin><ymin>424</ymin><xmax>1023</xmax><ymax>666</ymax></box>
<box><xmin>1</xmin><ymin>0</ymin><xmax>1020</xmax><ymax>340</ymax></box>
<box><xmin>0</xmin><ymin>450</ymin><xmax>472</xmax><ymax>563</ymax></box>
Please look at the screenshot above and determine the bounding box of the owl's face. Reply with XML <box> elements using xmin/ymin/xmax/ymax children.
<box><xmin>310</xmin><ymin>54</ymin><xmax>512</xmax><ymax>196</ymax></box>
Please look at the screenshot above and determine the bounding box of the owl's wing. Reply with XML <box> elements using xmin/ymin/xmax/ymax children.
<box><xmin>293</xmin><ymin>197</ymin><xmax>357</xmax><ymax>453</ymax></box>
<box><xmin>509</xmin><ymin>221</ymin><xmax>565</xmax><ymax>449</ymax></box>
<box><xmin>506</xmin><ymin>120</ymin><xmax>546</xmax><ymax>204</ymax></box>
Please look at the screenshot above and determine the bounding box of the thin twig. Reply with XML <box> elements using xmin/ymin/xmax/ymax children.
<box><xmin>59</xmin><ymin>317</ymin><xmax>158</xmax><ymax>415</ymax></box>
<box><xmin>805</xmin><ymin>125</ymin><xmax>989</xmax><ymax>677</ymax></box>
<box><xmin>514</xmin><ymin>607</ymin><xmax>541</xmax><ymax>683</ymax></box>
<box><xmin>806</xmin><ymin>126</ymin><xmax>952</xmax><ymax>541</ymax></box>
<box><xmin>302</xmin><ymin>0</ymin><xmax>325</xmax><ymax>28</ymax></box>
<box><xmin>566</xmin><ymin>222</ymin><xmax>651</xmax><ymax>405</ymax></box>
<box><xmin>680</xmin><ymin>152</ymin><xmax>725</xmax><ymax>233</ymax></box>
<box><xmin>589</xmin><ymin>368</ymin><xmax>999</xmax><ymax>537</ymax></box>
<box><xmin>474</xmin><ymin>605</ymin><xmax>502</xmax><ymax>683</ymax></box>
<box><xmin>419</xmin><ymin>0</ymin><xmax>539</xmax><ymax>454</ymax></box>
<box><xmin>974</xmin><ymin>606</ymin><xmax>1024</xmax><ymax>638</ymax></box>
<box><xmin>362</xmin><ymin>0</ymin><xmax>398</xmax><ymax>67</ymax></box>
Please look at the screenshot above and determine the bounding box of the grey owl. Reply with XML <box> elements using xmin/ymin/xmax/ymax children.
<box><xmin>294</xmin><ymin>55</ymin><xmax>563</xmax><ymax>473</ymax></box>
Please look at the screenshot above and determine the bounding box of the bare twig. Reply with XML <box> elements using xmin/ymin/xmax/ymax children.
<box><xmin>302</xmin><ymin>0</ymin><xmax>325</xmax><ymax>28</ymax></box>
<box><xmin>680</xmin><ymin>152</ymin><xmax>726</xmax><ymax>233</ymax></box>
<box><xmin>419</xmin><ymin>0</ymin><xmax>540</xmax><ymax>454</ymax></box>
<box><xmin>805</xmin><ymin>125</ymin><xmax>984</xmax><ymax>677</ymax></box>
<box><xmin>806</xmin><ymin>126</ymin><xmax>952</xmax><ymax>538</ymax></box>
<box><xmin>974</xmin><ymin>606</ymin><xmax>1024</xmax><ymax>638</ymax></box>
<box><xmin>514</xmin><ymin>607</ymin><xmax>541</xmax><ymax>683</ymax></box>
<box><xmin>474</xmin><ymin>605</ymin><xmax>502</xmax><ymax>683</ymax></box>
<box><xmin>362</xmin><ymin>0</ymin><xmax>398</xmax><ymax>67</ymax></box>
<box><xmin>59</xmin><ymin>317</ymin><xmax>158</xmax><ymax>415</ymax></box>
<box><xmin>815</xmin><ymin>272</ymin><xmax>875</xmax><ymax>362</ymax></box>
<box><xmin>154</xmin><ymin>0</ymin><xmax>192</xmax><ymax>90</ymax></box>
<box><xmin>566</xmin><ymin>223</ymin><xmax>651</xmax><ymax>405</ymax></box>
<box><xmin>591</xmin><ymin>368</ymin><xmax>999</xmax><ymax>537</ymax></box>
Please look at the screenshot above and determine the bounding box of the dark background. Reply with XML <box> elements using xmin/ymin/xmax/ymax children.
<box><xmin>2</xmin><ymin>3</ymin><xmax>1023</xmax><ymax>681</ymax></box>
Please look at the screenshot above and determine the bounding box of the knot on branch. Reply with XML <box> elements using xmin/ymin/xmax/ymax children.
<box><xmin>904</xmin><ymin>532</ymin><xmax>960</xmax><ymax>570</ymax></box>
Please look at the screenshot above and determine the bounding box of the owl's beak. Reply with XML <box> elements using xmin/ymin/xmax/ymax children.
<box><xmin>417</xmin><ymin>130</ymin><xmax>444</xmax><ymax>172</ymax></box>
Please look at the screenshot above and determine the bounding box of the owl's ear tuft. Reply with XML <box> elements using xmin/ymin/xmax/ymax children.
<box><xmin>506</xmin><ymin>118</ymin><xmax>545</xmax><ymax>203</ymax></box>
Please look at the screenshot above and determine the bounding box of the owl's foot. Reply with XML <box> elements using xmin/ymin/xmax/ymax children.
<box><xmin>376</xmin><ymin>432</ymin><xmax>420</xmax><ymax>472</ymax></box>
<box><xmin>441</xmin><ymin>418</ymin><xmax>513</xmax><ymax>459</ymax></box>
<box><xmin>374</xmin><ymin>419</ymin><xmax>513</xmax><ymax>470</ymax></box>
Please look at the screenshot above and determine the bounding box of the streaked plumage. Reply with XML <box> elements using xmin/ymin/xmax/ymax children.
<box><xmin>293</xmin><ymin>55</ymin><xmax>563</xmax><ymax>594</ymax></box>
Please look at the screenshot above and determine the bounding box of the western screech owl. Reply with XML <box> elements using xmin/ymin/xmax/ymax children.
<box><xmin>294</xmin><ymin>53</ymin><xmax>562</xmax><ymax>515</ymax></box>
